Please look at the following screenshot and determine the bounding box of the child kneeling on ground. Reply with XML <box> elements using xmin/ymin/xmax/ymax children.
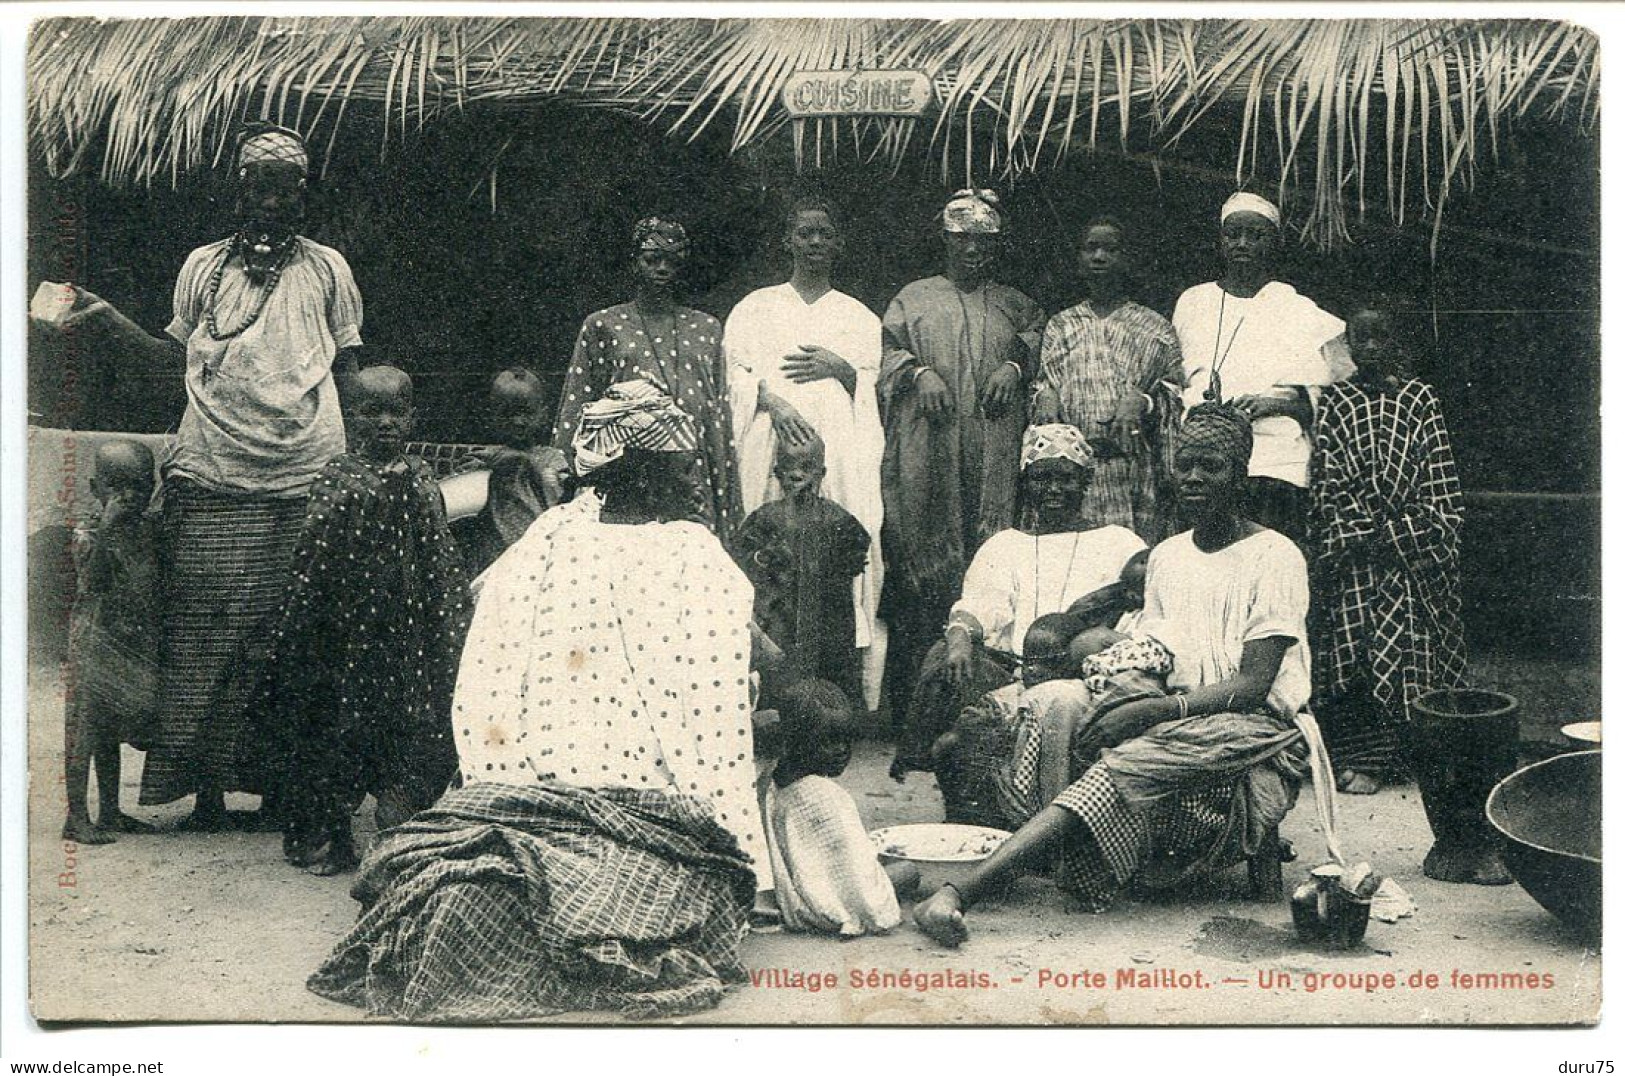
<box><xmin>764</xmin><ymin>680</ymin><xmax>918</xmax><ymax>936</ymax></box>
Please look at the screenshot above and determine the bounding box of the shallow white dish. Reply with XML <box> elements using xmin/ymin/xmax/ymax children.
<box><xmin>870</xmin><ymin>823</ymin><xmax>1011</xmax><ymax>893</ymax></box>
<box><xmin>1562</xmin><ymin>721</ymin><xmax>1601</xmax><ymax>747</ymax></box>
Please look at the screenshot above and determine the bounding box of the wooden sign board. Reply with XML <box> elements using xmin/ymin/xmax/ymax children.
<box><xmin>782</xmin><ymin>70</ymin><xmax>934</xmax><ymax>118</ymax></box>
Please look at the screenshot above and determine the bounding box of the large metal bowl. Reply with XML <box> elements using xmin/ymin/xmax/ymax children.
<box><xmin>1486</xmin><ymin>750</ymin><xmax>1601</xmax><ymax>938</ymax></box>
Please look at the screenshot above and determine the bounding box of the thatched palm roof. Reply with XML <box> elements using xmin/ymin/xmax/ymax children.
<box><xmin>28</xmin><ymin>16</ymin><xmax>1598</xmax><ymax>248</ymax></box>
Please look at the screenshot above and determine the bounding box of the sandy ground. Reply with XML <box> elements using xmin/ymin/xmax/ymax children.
<box><xmin>27</xmin><ymin>659</ymin><xmax>1600</xmax><ymax>1027</ymax></box>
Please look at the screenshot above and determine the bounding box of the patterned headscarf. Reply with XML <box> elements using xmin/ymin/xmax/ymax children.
<box><xmin>1221</xmin><ymin>192</ymin><xmax>1280</xmax><ymax>227</ymax></box>
<box><xmin>237</xmin><ymin>123</ymin><xmax>309</xmax><ymax>176</ymax></box>
<box><xmin>633</xmin><ymin>217</ymin><xmax>690</xmax><ymax>256</ymax></box>
<box><xmin>1178</xmin><ymin>402</ymin><xmax>1254</xmax><ymax>467</ymax></box>
<box><xmin>572</xmin><ymin>380</ymin><xmax>700</xmax><ymax>477</ymax></box>
<box><xmin>942</xmin><ymin>189</ymin><xmax>1003</xmax><ymax>234</ymax></box>
<box><xmin>1020</xmin><ymin>423</ymin><xmax>1094</xmax><ymax>471</ymax></box>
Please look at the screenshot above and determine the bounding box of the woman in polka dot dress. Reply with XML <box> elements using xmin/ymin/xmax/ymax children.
<box><xmin>457</xmin><ymin>381</ymin><xmax>771</xmax><ymax>891</ymax></box>
<box><xmin>552</xmin><ymin>218</ymin><xmax>743</xmax><ymax>541</ymax></box>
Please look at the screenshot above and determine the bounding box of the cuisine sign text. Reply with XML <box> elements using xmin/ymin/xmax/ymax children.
<box><xmin>782</xmin><ymin>70</ymin><xmax>934</xmax><ymax>118</ymax></box>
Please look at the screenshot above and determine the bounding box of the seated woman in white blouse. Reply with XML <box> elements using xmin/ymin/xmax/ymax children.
<box><xmin>891</xmin><ymin>425</ymin><xmax>1146</xmax><ymax>777</ymax></box>
<box><xmin>914</xmin><ymin>404</ymin><xmax>1311</xmax><ymax>947</ymax></box>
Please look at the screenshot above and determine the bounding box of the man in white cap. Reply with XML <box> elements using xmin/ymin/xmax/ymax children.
<box><xmin>879</xmin><ymin>189</ymin><xmax>1046</xmax><ymax>735</ymax></box>
<box><xmin>49</xmin><ymin>122</ymin><xmax>364</xmax><ymax>830</ymax></box>
<box><xmin>1171</xmin><ymin>191</ymin><xmax>1352</xmax><ymax>543</ymax></box>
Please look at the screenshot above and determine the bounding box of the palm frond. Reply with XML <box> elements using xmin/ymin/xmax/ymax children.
<box><xmin>27</xmin><ymin>15</ymin><xmax>1599</xmax><ymax>248</ymax></box>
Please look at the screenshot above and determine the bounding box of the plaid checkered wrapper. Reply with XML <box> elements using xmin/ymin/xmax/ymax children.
<box><xmin>1054</xmin><ymin>710</ymin><xmax>1305</xmax><ymax>909</ymax></box>
<box><xmin>307</xmin><ymin>780</ymin><xmax>754</xmax><ymax>1022</ymax></box>
<box><xmin>1309</xmin><ymin>379</ymin><xmax>1468</xmax><ymax>770</ymax></box>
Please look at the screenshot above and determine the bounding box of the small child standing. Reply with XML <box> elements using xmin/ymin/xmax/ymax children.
<box><xmin>732</xmin><ymin>437</ymin><xmax>870</xmax><ymax>710</ymax></box>
<box><xmin>459</xmin><ymin>367</ymin><xmax>571</xmax><ymax>577</ymax></box>
<box><xmin>763</xmin><ymin>680</ymin><xmax>915</xmax><ymax>936</ymax></box>
<box><xmin>1310</xmin><ymin>298</ymin><xmax>1468</xmax><ymax>795</ymax></box>
<box><xmin>254</xmin><ymin>366</ymin><xmax>474</xmax><ymax>874</ymax></box>
<box><xmin>62</xmin><ymin>440</ymin><xmax>162</xmax><ymax>844</ymax></box>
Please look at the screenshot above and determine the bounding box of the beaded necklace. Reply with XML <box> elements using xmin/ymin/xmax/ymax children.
<box><xmin>1032</xmin><ymin>529</ymin><xmax>1083</xmax><ymax>622</ymax></box>
<box><xmin>203</xmin><ymin>232</ymin><xmax>296</xmax><ymax>342</ymax></box>
<box><xmin>1204</xmin><ymin>287</ymin><xmax>1247</xmax><ymax>403</ymax></box>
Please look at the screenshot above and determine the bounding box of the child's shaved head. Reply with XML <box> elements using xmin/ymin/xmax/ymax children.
<box><xmin>1022</xmin><ymin>612</ymin><xmax>1084</xmax><ymax>687</ymax></box>
<box><xmin>348</xmin><ymin>366</ymin><xmax>415</xmax><ymax>462</ymax></box>
<box><xmin>492</xmin><ymin>367</ymin><xmax>544</xmax><ymax>398</ymax></box>
<box><xmin>490</xmin><ymin>368</ymin><xmax>549</xmax><ymax>449</ymax></box>
<box><xmin>774</xmin><ymin>434</ymin><xmax>826</xmax><ymax>468</ymax></box>
<box><xmin>93</xmin><ymin>439</ymin><xmax>156</xmax><ymax>493</ymax></box>
<box><xmin>352</xmin><ymin>364</ymin><xmax>413</xmax><ymax>404</ymax></box>
<box><xmin>773</xmin><ymin>433</ymin><xmax>828</xmax><ymax>502</ymax></box>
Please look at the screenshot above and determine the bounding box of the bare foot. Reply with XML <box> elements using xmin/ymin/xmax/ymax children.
<box><xmin>1467</xmin><ymin>848</ymin><xmax>1514</xmax><ymax>886</ymax></box>
<box><xmin>62</xmin><ymin>815</ymin><xmax>115</xmax><ymax>845</ymax></box>
<box><xmin>100</xmin><ymin>811</ymin><xmax>156</xmax><ymax>834</ymax></box>
<box><xmin>1336</xmin><ymin>769</ymin><xmax>1381</xmax><ymax>795</ymax></box>
<box><xmin>306</xmin><ymin>843</ymin><xmax>359</xmax><ymax>877</ymax></box>
<box><xmin>285</xmin><ymin>834</ymin><xmax>322</xmax><ymax>868</ymax></box>
<box><xmin>913</xmin><ymin>886</ymin><xmax>969</xmax><ymax>947</ymax></box>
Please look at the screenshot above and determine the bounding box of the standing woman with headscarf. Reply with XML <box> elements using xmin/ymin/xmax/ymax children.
<box><xmin>1172</xmin><ymin>193</ymin><xmax>1352</xmax><ymax>543</ymax></box>
<box><xmin>879</xmin><ymin>190</ymin><xmax>1046</xmax><ymax>723</ymax></box>
<box><xmin>725</xmin><ymin>196</ymin><xmax>886</xmax><ymax>710</ymax></box>
<box><xmin>553</xmin><ymin>218</ymin><xmax>742</xmax><ymax>540</ymax></box>
<box><xmin>51</xmin><ymin>124</ymin><xmax>363</xmax><ymax>829</ymax></box>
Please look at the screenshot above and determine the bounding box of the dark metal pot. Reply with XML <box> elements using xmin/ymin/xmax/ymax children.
<box><xmin>1487</xmin><ymin>750</ymin><xmax>1601</xmax><ymax>939</ymax></box>
<box><xmin>1409</xmin><ymin>688</ymin><xmax>1520</xmax><ymax>883</ymax></box>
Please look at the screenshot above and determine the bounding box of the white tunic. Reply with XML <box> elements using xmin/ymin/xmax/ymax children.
<box><xmin>725</xmin><ymin>283</ymin><xmax>886</xmax><ymax>653</ymax></box>
<box><xmin>1137</xmin><ymin>528</ymin><xmax>1312</xmax><ymax>717</ymax></box>
<box><xmin>1172</xmin><ymin>281</ymin><xmax>1350</xmax><ymax>488</ymax></box>
<box><xmin>952</xmin><ymin>526</ymin><xmax>1147</xmax><ymax>656</ymax></box>
<box><xmin>165</xmin><ymin>237</ymin><xmax>362</xmax><ymax>496</ymax></box>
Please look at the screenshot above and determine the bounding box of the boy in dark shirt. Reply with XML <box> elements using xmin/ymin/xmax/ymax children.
<box><xmin>732</xmin><ymin>436</ymin><xmax>870</xmax><ymax>710</ymax></box>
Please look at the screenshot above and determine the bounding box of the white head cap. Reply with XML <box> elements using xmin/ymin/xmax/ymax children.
<box><xmin>1221</xmin><ymin>192</ymin><xmax>1281</xmax><ymax>227</ymax></box>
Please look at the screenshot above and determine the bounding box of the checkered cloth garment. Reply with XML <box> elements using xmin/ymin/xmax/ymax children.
<box><xmin>1052</xmin><ymin>709</ymin><xmax>1306</xmax><ymax>909</ymax></box>
<box><xmin>1309</xmin><ymin>379</ymin><xmax>1468</xmax><ymax>771</ymax></box>
<box><xmin>140</xmin><ymin>482</ymin><xmax>307</xmax><ymax>806</ymax></box>
<box><xmin>307</xmin><ymin>780</ymin><xmax>755</xmax><ymax>1022</ymax></box>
